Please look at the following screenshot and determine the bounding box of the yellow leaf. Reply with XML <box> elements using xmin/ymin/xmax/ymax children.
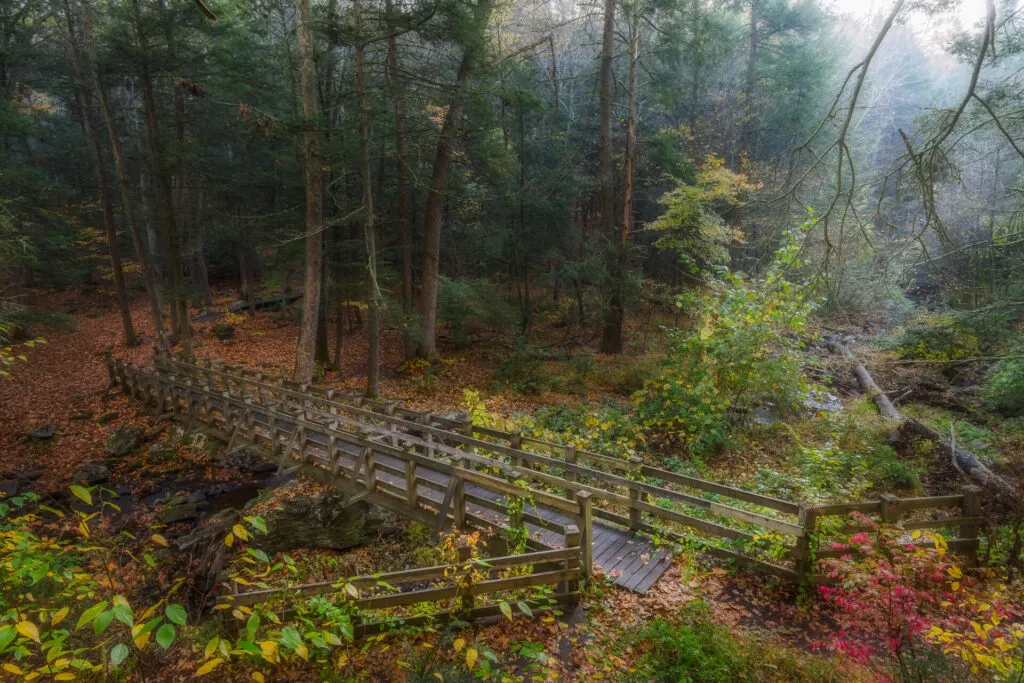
<box><xmin>232</xmin><ymin>525</ymin><xmax>249</xmax><ymax>542</ymax></box>
<box><xmin>2</xmin><ymin>663</ymin><xmax>23</xmax><ymax>675</ymax></box>
<box><xmin>204</xmin><ymin>637</ymin><xmax>220</xmax><ymax>659</ymax></box>
<box><xmin>252</xmin><ymin>673</ymin><xmax>265</xmax><ymax>682</ymax></box>
<box><xmin>17</xmin><ymin>620</ymin><xmax>40</xmax><ymax>643</ymax></box>
<box><xmin>948</xmin><ymin>566</ymin><xmax>963</xmax><ymax>579</ymax></box>
<box><xmin>337</xmin><ymin>652</ymin><xmax>349</xmax><ymax>668</ymax></box>
<box><xmin>952</xmin><ymin>582</ymin><xmax>961</xmax><ymax>592</ymax></box>
<box><xmin>151</xmin><ymin>534</ymin><xmax>169</xmax><ymax>547</ymax></box>
<box><xmin>55</xmin><ymin>674</ymin><xmax>76</xmax><ymax>681</ymax></box>
<box><xmin>295</xmin><ymin>643</ymin><xmax>309</xmax><ymax>660</ymax></box>
<box><xmin>224</xmin><ymin>534</ymin><xmax>234</xmax><ymax>548</ymax></box>
<box><xmin>453</xmin><ymin>638</ymin><xmax>465</xmax><ymax>654</ymax></box>
<box><xmin>466</xmin><ymin>648</ymin><xmax>478</xmax><ymax>669</ymax></box>
<box><xmin>196</xmin><ymin>658</ymin><xmax>223</xmax><ymax>676</ymax></box>
<box><xmin>51</xmin><ymin>607</ymin><xmax>69</xmax><ymax>626</ymax></box>
<box><xmin>259</xmin><ymin>640</ymin><xmax>280</xmax><ymax>663</ymax></box>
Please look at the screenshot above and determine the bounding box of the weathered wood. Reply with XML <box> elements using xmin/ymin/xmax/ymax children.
<box><xmin>577</xmin><ymin>491</ymin><xmax>593</xmax><ymax>579</ymax></box>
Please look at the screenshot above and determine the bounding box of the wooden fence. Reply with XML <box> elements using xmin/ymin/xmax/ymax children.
<box><xmin>217</xmin><ymin>531</ymin><xmax>582</xmax><ymax>637</ymax></box>
<box><xmin>110</xmin><ymin>354</ymin><xmax>981</xmax><ymax>584</ymax></box>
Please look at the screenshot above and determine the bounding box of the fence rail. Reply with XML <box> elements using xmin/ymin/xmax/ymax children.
<box><xmin>217</xmin><ymin>532</ymin><xmax>581</xmax><ymax>637</ymax></box>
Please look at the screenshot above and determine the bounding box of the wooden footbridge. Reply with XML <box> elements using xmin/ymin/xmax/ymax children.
<box><xmin>106</xmin><ymin>352</ymin><xmax>983</xmax><ymax>599</ymax></box>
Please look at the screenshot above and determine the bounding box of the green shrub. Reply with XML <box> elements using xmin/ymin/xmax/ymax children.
<box><xmin>523</xmin><ymin>403</ymin><xmax>644</xmax><ymax>457</ymax></box>
<box><xmin>983</xmin><ymin>354</ymin><xmax>1024</xmax><ymax>417</ymax></box>
<box><xmin>635</xmin><ymin>270</ymin><xmax>813</xmax><ymax>456</ymax></box>
<box><xmin>628</xmin><ymin>601</ymin><xmax>841</xmax><ymax>682</ymax></box>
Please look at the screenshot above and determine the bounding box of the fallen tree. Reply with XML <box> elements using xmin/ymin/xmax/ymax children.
<box><xmin>827</xmin><ymin>339</ymin><xmax>1020</xmax><ymax>505</ymax></box>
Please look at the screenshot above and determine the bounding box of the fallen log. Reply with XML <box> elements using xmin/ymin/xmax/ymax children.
<box><xmin>229</xmin><ymin>290</ymin><xmax>303</xmax><ymax>313</ymax></box>
<box><xmin>827</xmin><ymin>340</ymin><xmax>1020</xmax><ymax>506</ymax></box>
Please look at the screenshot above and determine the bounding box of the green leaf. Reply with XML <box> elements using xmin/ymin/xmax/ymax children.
<box><xmin>76</xmin><ymin>601</ymin><xmax>108</xmax><ymax>630</ymax></box>
<box><xmin>93</xmin><ymin>610</ymin><xmax>114</xmax><ymax>635</ymax></box>
<box><xmin>247</xmin><ymin>548</ymin><xmax>270</xmax><ymax>563</ymax></box>
<box><xmin>70</xmin><ymin>485</ymin><xmax>92</xmax><ymax>506</ymax></box>
<box><xmin>499</xmin><ymin>602</ymin><xmax>513</xmax><ymax>620</ymax></box>
<box><xmin>245</xmin><ymin>515</ymin><xmax>267</xmax><ymax>534</ymax></box>
<box><xmin>112</xmin><ymin>603</ymin><xmax>134</xmax><ymax>627</ymax></box>
<box><xmin>0</xmin><ymin>627</ymin><xmax>15</xmax><ymax>651</ymax></box>
<box><xmin>110</xmin><ymin>643</ymin><xmax>130</xmax><ymax>668</ymax></box>
<box><xmin>517</xmin><ymin>601</ymin><xmax>533</xmax><ymax>617</ymax></box>
<box><xmin>246</xmin><ymin>615</ymin><xmax>260</xmax><ymax>638</ymax></box>
<box><xmin>165</xmin><ymin>604</ymin><xmax>187</xmax><ymax>627</ymax></box>
<box><xmin>155</xmin><ymin>624</ymin><xmax>176</xmax><ymax>650</ymax></box>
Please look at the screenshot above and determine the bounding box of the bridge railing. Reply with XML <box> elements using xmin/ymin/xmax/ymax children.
<box><xmin>119</xmin><ymin>354</ymin><xmax>981</xmax><ymax>582</ymax></box>
<box><xmin>216</xmin><ymin>529</ymin><xmax>583</xmax><ymax>638</ymax></box>
<box><xmin>147</xmin><ymin>353</ymin><xmax>807</xmax><ymax>578</ymax></box>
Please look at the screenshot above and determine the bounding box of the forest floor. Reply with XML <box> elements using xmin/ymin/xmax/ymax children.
<box><xmin>2</xmin><ymin>285</ymin><xmax>1001</xmax><ymax>681</ymax></box>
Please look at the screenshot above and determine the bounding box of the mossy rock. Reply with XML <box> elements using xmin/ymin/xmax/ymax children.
<box><xmin>211</xmin><ymin>323</ymin><xmax>235</xmax><ymax>340</ymax></box>
<box><xmin>104</xmin><ymin>427</ymin><xmax>142</xmax><ymax>457</ymax></box>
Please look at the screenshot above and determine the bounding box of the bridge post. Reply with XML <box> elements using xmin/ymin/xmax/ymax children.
<box><xmin>405</xmin><ymin>459</ymin><xmax>418</xmax><ymax>509</ymax></box>
<box><xmin>794</xmin><ymin>503</ymin><xmax>819</xmax><ymax>579</ymax></box>
<box><xmin>422</xmin><ymin>411</ymin><xmax>435</xmax><ymax>458</ymax></box>
<box><xmin>564</xmin><ymin>445</ymin><xmax>577</xmax><ymax>486</ymax></box>
<box><xmin>453</xmin><ymin>462</ymin><xmax>466</xmax><ymax>530</ymax></box>
<box><xmin>628</xmin><ymin>457</ymin><xmax>646</xmax><ymax>530</ymax></box>
<box><xmin>562</xmin><ymin>524</ymin><xmax>580</xmax><ymax>594</ymax></box>
<box><xmin>575</xmin><ymin>491</ymin><xmax>593</xmax><ymax>580</ymax></box>
<box><xmin>462</xmin><ymin>419</ymin><xmax>475</xmax><ymax>454</ymax></box>
<box><xmin>457</xmin><ymin>542</ymin><xmax>474</xmax><ymax>617</ymax></box>
<box><xmin>385</xmin><ymin>402</ymin><xmax>399</xmax><ymax>446</ymax></box>
<box><xmin>359</xmin><ymin>427</ymin><xmax>377</xmax><ymax>492</ymax></box>
<box><xmin>510</xmin><ymin>432</ymin><xmax>523</xmax><ymax>469</ymax></box>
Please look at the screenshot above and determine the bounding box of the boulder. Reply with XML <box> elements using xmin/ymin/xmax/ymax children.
<box><xmin>28</xmin><ymin>424</ymin><xmax>58</xmax><ymax>440</ymax></box>
<box><xmin>73</xmin><ymin>462</ymin><xmax>110</xmax><ymax>485</ymax></box>
<box><xmin>255</xmin><ymin>485</ymin><xmax>387</xmax><ymax>554</ymax></box>
<box><xmin>0</xmin><ymin>480</ymin><xmax>18</xmax><ymax>499</ymax></box>
<box><xmin>211</xmin><ymin>323</ymin><xmax>235</xmax><ymax>340</ymax></box>
<box><xmin>159</xmin><ymin>501</ymin><xmax>204</xmax><ymax>524</ymax></box>
<box><xmin>147</xmin><ymin>442</ymin><xmax>178</xmax><ymax>464</ymax></box>
<box><xmin>105</xmin><ymin>428</ymin><xmax>142</xmax><ymax>457</ymax></box>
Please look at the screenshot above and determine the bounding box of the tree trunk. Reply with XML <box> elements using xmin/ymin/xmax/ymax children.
<box><xmin>829</xmin><ymin>340</ymin><xmax>1021</xmax><ymax>505</ymax></box>
<box><xmin>293</xmin><ymin>0</ymin><xmax>323</xmax><ymax>383</ymax></box>
<box><xmin>386</xmin><ymin>0</ymin><xmax>414</xmax><ymax>362</ymax></box>
<box><xmin>622</xmin><ymin>22</ymin><xmax>639</xmax><ymax>241</ymax></box>
<box><xmin>598</xmin><ymin>0</ymin><xmax>622</xmax><ymax>354</ymax></box>
<box><xmin>416</xmin><ymin>0</ymin><xmax>494</xmax><ymax>359</ymax></box>
<box><xmin>95</xmin><ymin>80</ymin><xmax>167</xmax><ymax>350</ymax></box>
<box><xmin>63</xmin><ymin>0</ymin><xmax>137</xmax><ymax>347</ymax></box>
<box><xmin>132</xmin><ymin>0</ymin><xmax>189</xmax><ymax>355</ymax></box>
<box><xmin>355</xmin><ymin>0</ymin><xmax>380</xmax><ymax>397</ymax></box>
<box><xmin>740</xmin><ymin>0</ymin><xmax>758</xmax><ymax>160</ymax></box>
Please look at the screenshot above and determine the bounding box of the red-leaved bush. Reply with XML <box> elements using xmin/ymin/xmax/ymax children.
<box><xmin>816</xmin><ymin>513</ymin><xmax>1023</xmax><ymax>680</ymax></box>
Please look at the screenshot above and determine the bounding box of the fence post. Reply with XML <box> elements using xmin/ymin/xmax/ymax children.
<box><xmin>564</xmin><ymin>445</ymin><xmax>577</xmax><ymax>485</ymax></box>
<box><xmin>360</xmin><ymin>427</ymin><xmax>376</xmax><ymax>492</ymax></box>
<box><xmin>462</xmin><ymin>418</ymin><xmax>475</xmax><ymax>454</ymax></box>
<box><xmin>961</xmin><ymin>486</ymin><xmax>982</xmax><ymax>567</ymax></box>
<box><xmin>510</xmin><ymin>431</ymin><xmax>523</xmax><ymax>469</ymax></box>
<box><xmin>562</xmin><ymin>524</ymin><xmax>580</xmax><ymax>595</ymax></box>
<box><xmin>575</xmin><ymin>491</ymin><xmax>593</xmax><ymax>580</ymax></box>
<box><xmin>422</xmin><ymin>411</ymin><xmax>435</xmax><ymax>458</ymax></box>
<box><xmin>405</xmin><ymin>459</ymin><xmax>418</xmax><ymax>509</ymax></box>
<box><xmin>879</xmin><ymin>494</ymin><xmax>901</xmax><ymax>524</ymax></box>
<box><xmin>628</xmin><ymin>457</ymin><xmax>646</xmax><ymax>530</ymax></box>
<box><xmin>385</xmin><ymin>402</ymin><xmax>398</xmax><ymax>446</ymax></box>
<box><xmin>457</xmin><ymin>542</ymin><xmax>474</xmax><ymax>618</ymax></box>
<box><xmin>453</xmin><ymin>460</ymin><xmax>466</xmax><ymax>530</ymax></box>
<box><xmin>795</xmin><ymin>503</ymin><xmax>819</xmax><ymax>580</ymax></box>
